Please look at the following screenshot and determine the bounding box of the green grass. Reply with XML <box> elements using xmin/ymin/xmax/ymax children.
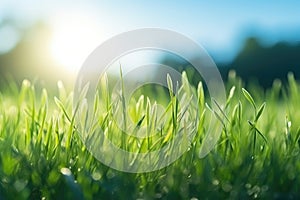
<box><xmin>1</xmin><ymin>71</ymin><xmax>300</xmax><ymax>199</ymax></box>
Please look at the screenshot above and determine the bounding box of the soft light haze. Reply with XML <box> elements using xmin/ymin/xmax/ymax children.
<box><xmin>0</xmin><ymin>0</ymin><xmax>300</xmax><ymax>73</ymax></box>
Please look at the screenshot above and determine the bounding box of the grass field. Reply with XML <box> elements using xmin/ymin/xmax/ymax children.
<box><xmin>0</xmin><ymin>71</ymin><xmax>300</xmax><ymax>199</ymax></box>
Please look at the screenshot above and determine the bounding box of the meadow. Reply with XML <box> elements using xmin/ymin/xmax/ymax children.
<box><xmin>0</xmin><ymin>71</ymin><xmax>300</xmax><ymax>199</ymax></box>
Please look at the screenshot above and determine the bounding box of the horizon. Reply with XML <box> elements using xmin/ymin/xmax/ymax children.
<box><xmin>0</xmin><ymin>1</ymin><xmax>300</xmax><ymax>84</ymax></box>
<box><xmin>1</xmin><ymin>1</ymin><xmax>300</xmax><ymax>63</ymax></box>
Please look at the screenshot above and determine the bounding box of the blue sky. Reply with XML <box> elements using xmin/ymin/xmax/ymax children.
<box><xmin>1</xmin><ymin>0</ymin><xmax>300</xmax><ymax>63</ymax></box>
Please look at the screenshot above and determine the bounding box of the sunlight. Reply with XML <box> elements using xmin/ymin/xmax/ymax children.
<box><xmin>50</xmin><ymin>12</ymin><xmax>102</xmax><ymax>73</ymax></box>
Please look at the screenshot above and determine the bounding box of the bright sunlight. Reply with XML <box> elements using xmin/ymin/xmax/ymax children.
<box><xmin>50</xmin><ymin>12</ymin><xmax>102</xmax><ymax>73</ymax></box>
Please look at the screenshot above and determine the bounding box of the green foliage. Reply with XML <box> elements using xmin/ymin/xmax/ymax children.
<box><xmin>0</xmin><ymin>72</ymin><xmax>300</xmax><ymax>199</ymax></box>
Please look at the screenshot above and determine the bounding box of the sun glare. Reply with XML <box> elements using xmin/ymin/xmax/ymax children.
<box><xmin>50</xmin><ymin>12</ymin><xmax>102</xmax><ymax>73</ymax></box>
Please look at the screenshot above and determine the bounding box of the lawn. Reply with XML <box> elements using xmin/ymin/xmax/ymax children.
<box><xmin>0</xmin><ymin>71</ymin><xmax>300</xmax><ymax>199</ymax></box>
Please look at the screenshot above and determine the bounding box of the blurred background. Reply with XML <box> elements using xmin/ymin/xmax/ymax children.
<box><xmin>0</xmin><ymin>0</ymin><xmax>300</xmax><ymax>90</ymax></box>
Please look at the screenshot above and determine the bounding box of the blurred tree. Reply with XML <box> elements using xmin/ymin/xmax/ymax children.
<box><xmin>229</xmin><ymin>37</ymin><xmax>300</xmax><ymax>87</ymax></box>
<box><xmin>0</xmin><ymin>20</ymin><xmax>72</xmax><ymax>90</ymax></box>
<box><xmin>160</xmin><ymin>37</ymin><xmax>300</xmax><ymax>88</ymax></box>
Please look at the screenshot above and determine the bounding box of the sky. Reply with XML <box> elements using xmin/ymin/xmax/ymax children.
<box><xmin>0</xmin><ymin>0</ymin><xmax>300</xmax><ymax>72</ymax></box>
